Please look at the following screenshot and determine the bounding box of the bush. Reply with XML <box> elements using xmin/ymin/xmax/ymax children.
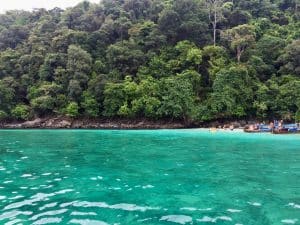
<box><xmin>11</xmin><ymin>104</ymin><xmax>30</xmax><ymax>120</ymax></box>
<box><xmin>296</xmin><ymin>110</ymin><xmax>300</xmax><ymax>122</ymax></box>
<box><xmin>0</xmin><ymin>111</ymin><xmax>8</xmax><ymax>121</ymax></box>
<box><xmin>65</xmin><ymin>102</ymin><xmax>79</xmax><ymax>118</ymax></box>
<box><xmin>31</xmin><ymin>95</ymin><xmax>55</xmax><ymax>115</ymax></box>
<box><xmin>81</xmin><ymin>92</ymin><xmax>99</xmax><ymax>117</ymax></box>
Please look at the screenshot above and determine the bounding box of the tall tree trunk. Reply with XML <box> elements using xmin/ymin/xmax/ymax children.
<box><xmin>213</xmin><ymin>10</ymin><xmax>217</xmax><ymax>46</ymax></box>
<box><xmin>236</xmin><ymin>47</ymin><xmax>244</xmax><ymax>63</ymax></box>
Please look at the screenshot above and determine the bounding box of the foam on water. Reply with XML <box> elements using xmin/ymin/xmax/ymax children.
<box><xmin>180</xmin><ymin>207</ymin><xmax>197</xmax><ymax>211</ymax></box>
<box><xmin>0</xmin><ymin>210</ymin><xmax>32</xmax><ymax>220</ymax></box>
<box><xmin>197</xmin><ymin>215</ymin><xmax>232</xmax><ymax>223</ymax></box>
<box><xmin>39</xmin><ymin>202</ymin><xmax>58</xmax><ymax>211</ymax></box>
<box><xmin>69</xmin><ymin>219</ymin><xmax>109</xmax><ymax>225</ymax></box>
<box><xmin>227</xmin><ymin>208</ymin><xmax>242</xmax><ymax>213</ymax></box>
<box><xmin>32</xmin><ymin>217</ymin><xmax>62</xmax><ymax>224</ymax></box>
<box><xmin>71</xmin><ymin>211</ymin><xmax>97</xmax><ymax>216</ymax></box>
<box><xmin>5</xmin><ymin>218</ymin><xmax>22</xmax><ymax>225</ymax></box>
<box><xmin>288</xmin><ymin>203</ymin><xmax>300</xmax><ymax>209</ymax></box>
<box><xmin>281</xmin><ymin>219</ymin><xmax>298</xmax><ymax>224</ymax></box>
<box><xmin>197</xmin><ymin>216</ymin><xmax>215</xmax><ymax>222</ymax></box>
<box><xmin>247</xmin><ymin>202</ymin><xmax>262</xmax><ymax>207</ymax></box>
<box><xmin>29</xmin><ymin>209</ymin><xmax>68</xmax><ymax>221</ymax></box>
<box><xmin>160</xmin><ymin>215</ymin><xmax>193</xmax><ymax>224</ymax></box>
<box><xmin>60</xmin><ymin>201</ymin><xmax>160</xmax><ymax>212</ymax></box>
<box><xmin>21</xmin><ymin>174</ymin><xmax>32</xmax><ymax>178</ymax></box>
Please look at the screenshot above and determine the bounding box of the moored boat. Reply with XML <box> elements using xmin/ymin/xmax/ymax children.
<box><xmin>244</xmin><ymin>122</ymin><xmax>300</xmax><ymax>134</ymax></box>
<box><xmin>272</xmin><ymin>124</ymin><xmax>300</xmax><ymax>134</ymax></box>
<box><xmin>244</xmin><ymin>129</ymin><xmax>261</xmax><ymax>133</ymax></box>
<box><xmin>244</xmin><ymin>124</ymin><xmax>272</xmax><ymax>133</ymax></box>
<box><xmin>272</xmin><ymin>128</ymin><xmax>289</xmax><ymax>134</ymax></box>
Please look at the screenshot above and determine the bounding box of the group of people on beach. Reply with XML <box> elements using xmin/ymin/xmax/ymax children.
<box><xmin>210</xmin><ymin>120</ymin><xmax>300</xmax><ymax>133</ymax></box>
<box><xmin>210</xmin><ymin>125</ymin><xmax>235</xmax><ymax>132</ymax></box>
<box><xmin>248</xmin><ymin>120</ymin><xmax>283</xmax><ymax>131</ymax></box>
<box><xmin>247</xmin><ymin>120</ymin><xmax>300</xmax><ymax>132</ymax></box>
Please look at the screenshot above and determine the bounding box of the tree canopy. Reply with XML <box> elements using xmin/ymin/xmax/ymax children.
<box><xmin>0</xmin><ymin>0</ymin><xmax>299</xmax><ymax>123</ymax></box>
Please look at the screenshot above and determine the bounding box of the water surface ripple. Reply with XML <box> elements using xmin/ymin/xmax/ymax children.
<box><xmin>0</xmin><ymin>129</ymin><xmax>299</xmax><ymax>225</ymax></box>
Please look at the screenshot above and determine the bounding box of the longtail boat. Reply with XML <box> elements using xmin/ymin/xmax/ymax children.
<box><xmin>244</xmin><ymin>125</ymin><xmax>272</xmax><ymax>133</ymax></box>
<box><xmin>272</xmin><ymin>124</ymin><xmax>300</xmax><ymax>134</ymax></box>
<box><xmin>244</xmin><ymin>129</ymin><xmax>260</xmax><ymax>133</ymax></box>
<box><xmin>272</xmin><ymin>128</ymin><xmax>289</xmax><ymax>134</ymax></box>
<box><xmin>244</xmin><ymin>123</ymin><xmax>300</xmax><ymax>134</ymax></box>
<box><xmin>244</xmin><ymin>128</ymin><xmax>270</xmax><ymax>133</ymax></box>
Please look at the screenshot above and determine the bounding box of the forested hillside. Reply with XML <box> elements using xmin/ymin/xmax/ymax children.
<box><xmin>0</xmin><ymin>0</ymin><xmax>299</xmax><ymax>123</ymax></box>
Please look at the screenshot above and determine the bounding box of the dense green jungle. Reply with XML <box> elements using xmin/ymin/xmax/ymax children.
<box><xmin>0</xmin><ymin>0</ymin><xmax>299</xmax><ymax>123</ymax></box>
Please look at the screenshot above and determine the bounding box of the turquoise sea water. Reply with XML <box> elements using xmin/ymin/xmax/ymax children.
<box><xmin>0</xmin><ymin>129</ymin><xmax>299</xmax><ymax>225</ymax></box>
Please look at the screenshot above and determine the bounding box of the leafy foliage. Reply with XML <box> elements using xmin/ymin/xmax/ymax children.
<box><xmin>0</xmin><ymin>0</ymin><xmax>299</xmax><ymax>122</ymax></box>
<box><xmin>11</xmin><ymin>104</ymin><xmax>31</xmax><ymax>120</ymax></box>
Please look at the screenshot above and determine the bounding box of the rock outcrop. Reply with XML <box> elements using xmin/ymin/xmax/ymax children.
<box><xmin>1</xmin><ymin>117</ymin><xmax>187</xmax><ymax>129</ymax></box>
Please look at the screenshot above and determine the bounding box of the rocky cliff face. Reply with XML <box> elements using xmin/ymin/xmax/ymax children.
<box><xmin>1</xmin><ymin>117</ymin><xmax>187</xmax><ymax>129</ymax></box>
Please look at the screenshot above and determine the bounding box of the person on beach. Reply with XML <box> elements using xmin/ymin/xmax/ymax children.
<box><xmin>269</xmin><ymin>122</ymin><xmax>274</xmax><ymax>130</ymax></box>
<box><xmin>278</xmin><ymin>120</ymin><xmax>283</xmax><ymax>129</ymax></box>
<box><xmin>249</xmin><ymin>124</ymin><xmax>254</xmax><ymax>131</ymax></box>
<box><xmin>210</xmin><ymin>127</ymin><xmax>217</xmax><ymax>132</ymax></box>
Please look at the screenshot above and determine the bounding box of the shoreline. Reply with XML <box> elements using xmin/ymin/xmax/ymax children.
<box><xmin>0</xmin><ymin>117</ymin><xmax>248</xmax><ymax>129</ymax></box>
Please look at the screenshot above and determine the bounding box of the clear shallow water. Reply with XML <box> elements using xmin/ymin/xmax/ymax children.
<box><xmin>0</xmin><ymin>129</ymin><xmax>299</xmax><ymax>225</ymax></box>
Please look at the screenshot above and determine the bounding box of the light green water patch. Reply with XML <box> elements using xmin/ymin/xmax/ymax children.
<box><xmin>0</xmin><ymin>129</ymin><xmax>299</xmax><ymax>225</ymax></box>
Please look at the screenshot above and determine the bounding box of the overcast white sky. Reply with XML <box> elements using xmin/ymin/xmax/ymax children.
<box><xmin>0</xmin><ymin>0</ymin><xmax>100</xmax><ymax>13</ymax></box>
